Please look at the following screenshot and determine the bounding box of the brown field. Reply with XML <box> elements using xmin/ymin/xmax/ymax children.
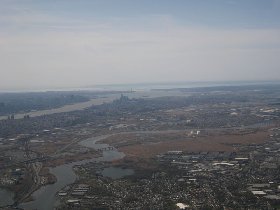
<box><xmin>103</xmin><ymin>130</ymin><xmax>269</xmax><ymax>158</ymax></box>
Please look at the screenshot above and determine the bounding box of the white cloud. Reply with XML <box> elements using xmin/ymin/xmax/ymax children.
<box><xmin>0</xmin><ymin>11</ymin><xmax>280</xmax><ymax>89</ymax></box>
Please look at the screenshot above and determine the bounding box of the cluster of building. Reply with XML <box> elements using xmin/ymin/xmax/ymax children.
<box><xmin>54</xmin><ymin>128</ymin><xmax>280</xmax><ymax>209</ymax></box>
<box><xmin>0</xmin><ymin>87</ymin><xmax>280</xmax><ymax>209</ymax></box>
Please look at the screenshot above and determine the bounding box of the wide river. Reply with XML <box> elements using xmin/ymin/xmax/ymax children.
<box><xmin>0</xmin><ymin>90</ymin><xmax>187</xmax><ymax>121</ymax></box>
<box><xmin>19</xmin><ymin>135</ymin><xmax>125</xmax><ymax>210</ymax></box>
<box><xmin>0</xmin><ymin>97</ymin><xmax>118</xmax><ymax>121</ymax></box>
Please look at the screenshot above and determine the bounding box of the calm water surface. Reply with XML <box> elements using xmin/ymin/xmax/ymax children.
<box><xmin>0</xmin><ymin>188</ymin><xmax>14</xmax><ymax>207</ymax></box>
<box><xmin>102</xmin><ymin>167</ymin><xmax>134</xmax><ymax>179</ymax></box>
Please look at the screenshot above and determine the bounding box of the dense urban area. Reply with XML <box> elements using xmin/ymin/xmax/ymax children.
<box><xmin>0</xmin><ymin>84</ymin><xmax>280</xmax><ymax>210</ymax></box>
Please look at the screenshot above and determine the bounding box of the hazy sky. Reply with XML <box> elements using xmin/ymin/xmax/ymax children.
<box><xmin>0</xmin><ymin>0</ymin><xmax>280</xmax><ymax>90</ymax></box>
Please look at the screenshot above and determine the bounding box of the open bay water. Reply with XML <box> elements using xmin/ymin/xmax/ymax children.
<box><xmin>93</xmin><ymin>80</ymin><xmax>280</xmax><ymax>91</ymax></box>
<box><xmin>1</xmin><ymin>80</ymin><xmax>279</xmax><ymax>93</ymax></box>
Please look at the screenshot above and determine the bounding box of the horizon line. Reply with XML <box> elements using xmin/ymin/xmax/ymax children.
<box><xmin>0</xmin><ymin>79</ymin><xmax>280</xmax><ymax>93</ymax></box>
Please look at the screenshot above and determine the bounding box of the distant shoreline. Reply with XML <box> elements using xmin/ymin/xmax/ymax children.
<box><xmin>1</xmin><ymin>80</ymin><xmax>279</xmax><ymax>93</ymax></box>
<box><xmin>1</xmin><ymin>82</ymin><xmax>280</xmax><ymax>121</ymax></box>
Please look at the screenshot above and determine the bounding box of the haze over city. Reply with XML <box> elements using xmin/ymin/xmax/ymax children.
<box><xmin>0</xmin><ymin>0</ymin><xmax>280</xmax><ymax>90</ymax></box>
<box><xmin>1</xmin><ymin>1</ymin><xmax>280</xmax><ymax>209</ymax></box>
